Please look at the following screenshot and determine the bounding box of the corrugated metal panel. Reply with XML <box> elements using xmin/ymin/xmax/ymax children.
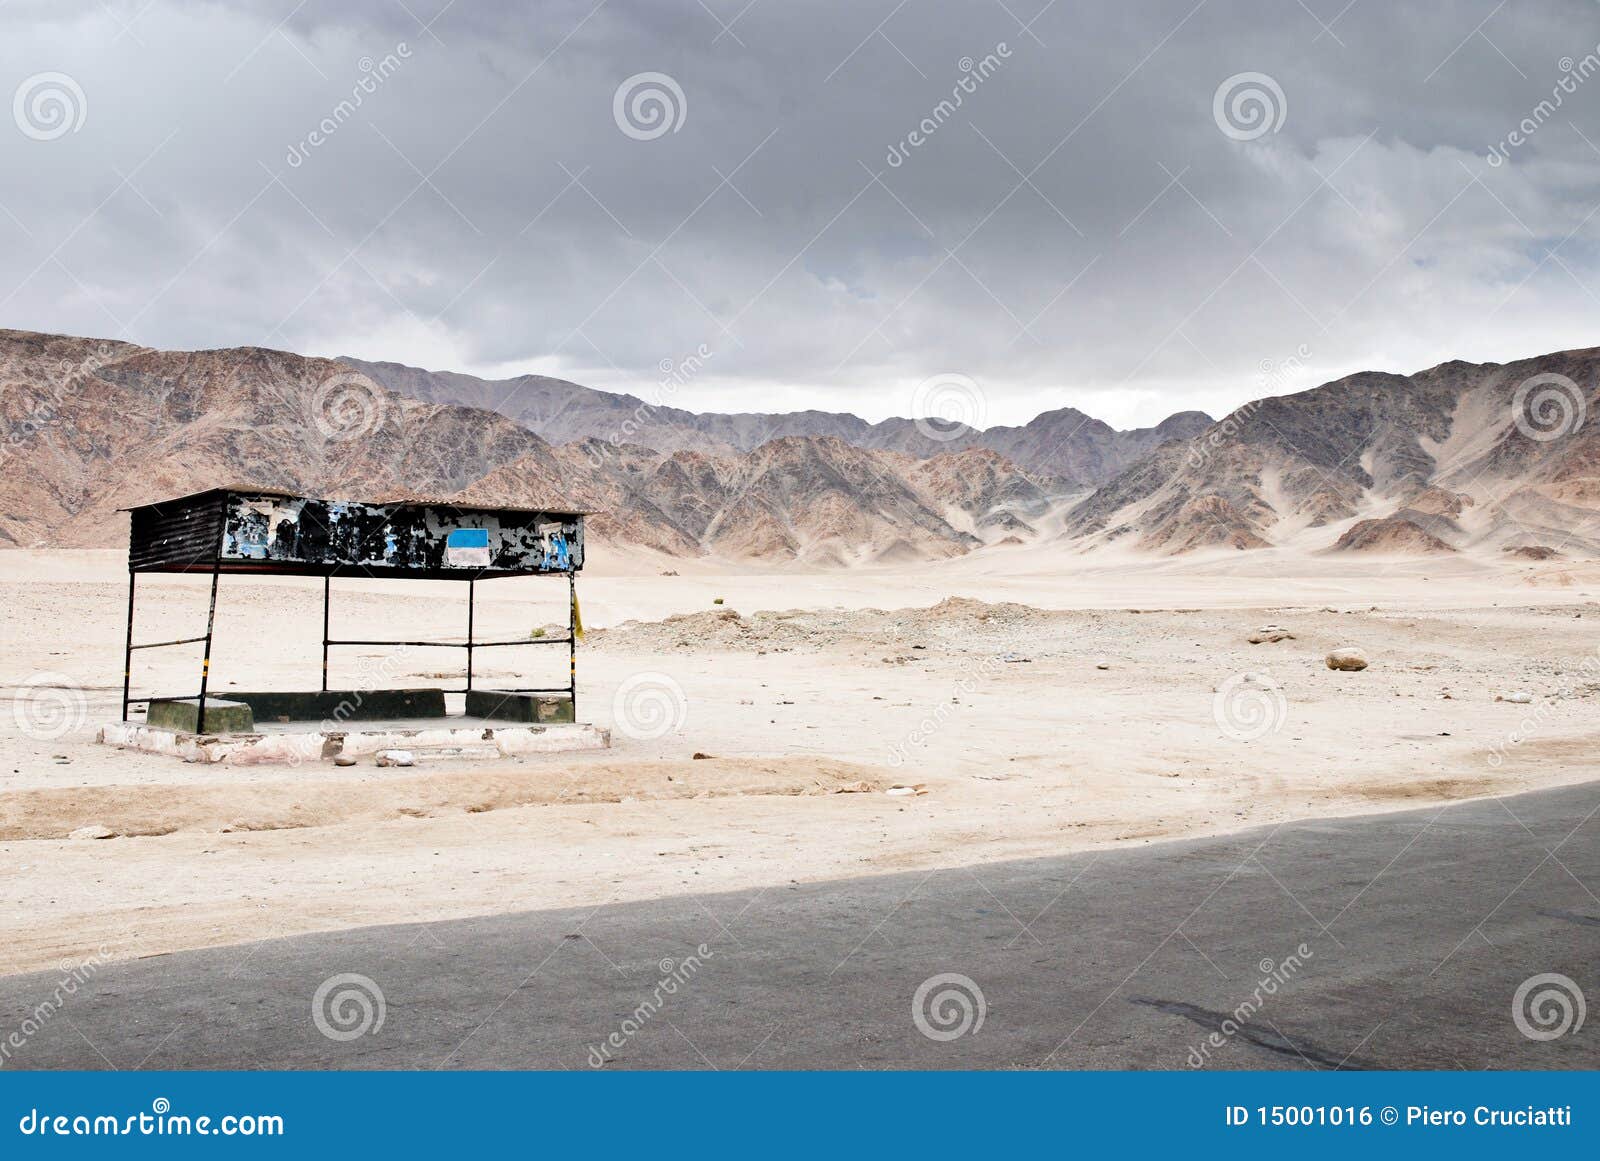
<box><xmin>128</xmin><ymin>491</ymin><xmax>225</xmax><ymax>572</ymax></box>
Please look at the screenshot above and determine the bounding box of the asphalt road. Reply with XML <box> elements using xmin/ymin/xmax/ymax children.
<box><xmin>3</xmin><ymin>783</ymin><xmax>1597</xmax><ymax>1070</ymax></box>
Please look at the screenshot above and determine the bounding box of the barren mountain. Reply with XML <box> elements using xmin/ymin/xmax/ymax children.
<box><xmin>10</xmin><ymin>328</ymin><xmax>1595</xmax><ymax>565</ymax></box>
<box><xmin>461</xmin><ymin>438</ymin><xmax>1082</xmax><ymax>565</ymax></box>
<box><xmin>1066</xmin><ymin>350</ymin><xmax>1600</xmax><ymax>555</ymax></box>
<box><xmin>903</xmin><ymin>447</ymin><xmax>1085</xmax><ymax>539</ymax></box>
<box><xmin>0</xmin><ymin>329</ymin><xmax>556</xmax><ymax>549</ymax></box>
<box><xmin>344</xmin><ymin>358</ymin><xmax>1209</xmax><ymax>484</ymax></box>
<box><xmin>970</xmin><ymin>407</ymin><xmax>1213</xmax><ymax>484</ymax></box>
<box><xmin>0</xmin><ymin>330</ymin><xmax>1074</xmax><ymax>562</ymax></box>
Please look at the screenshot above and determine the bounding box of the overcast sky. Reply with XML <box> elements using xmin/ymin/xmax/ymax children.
<box><xmin>2</xmin><ymin>0</ymin><xmax>1599</xmax><ymax>428</ymax></box>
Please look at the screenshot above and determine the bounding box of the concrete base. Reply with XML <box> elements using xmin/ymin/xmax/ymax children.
<box><xmin>465</xmin><ymin>690</ymin><xmax>575</xmax><ymax>724</ymax></box>
<box><xmin>228</xmin><ymin>688</ymin><xmax>447</xmax><ymax>723</ymax></box>
<box><xmin>146</xmin><ymin>698</ymin><xmax>255</xmax><ymax>734</ymax></box>
<box><xmin>98</xmin><ymin>718</ymin><xmax>609</xmax><ymax>765</ymax></box>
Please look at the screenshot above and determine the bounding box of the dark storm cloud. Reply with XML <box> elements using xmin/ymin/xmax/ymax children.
<box><xmin>2</xmin><ymin>0</ymin><xmax>1599</xmax><ymax>426</ymax></box>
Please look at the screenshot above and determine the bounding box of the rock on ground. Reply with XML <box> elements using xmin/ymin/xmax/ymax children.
<box><xmin>1326</xmin><ymin>648</ymin><xmax>1369</xmax><ymax>671</ymax></box>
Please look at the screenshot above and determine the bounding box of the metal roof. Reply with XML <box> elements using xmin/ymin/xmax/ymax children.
<box><xmin>124</xmin><ymin>486</ymin><xmax>590</xmax><ymax>577</ymax></box>
<box><xmin>121</xmin><ymin>485</ymin><xmax>596</xmax><ymax>517</ymax></box>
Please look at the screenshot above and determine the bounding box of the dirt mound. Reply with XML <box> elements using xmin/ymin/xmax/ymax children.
<box><xmin>1406</xmin><ymin>486</ymin><xmax>1474</xmax><ymax>518</ymax></box>
<box><xmin>587</xmin><ymin>597</ymin><xmax>1062</xmax><ymax>653</ymax></box>
<box><xmin>1143</xmin><ymin>495</ymin><xmax>1271</xmax><ymax>553</ymax></box>
<box><xmin>1504</xmin><ymin>545</ymin><xmax>1562</xmax><ymax>561</ymax></box>
<box><xmin>0</xmin><ymin>757</ymin><xmax>891</xmax><ymax>840</ymax></box>
<box><xmin>1330</xmin><ymin>516</ymin><xmax>1456</xmax><ymax>554</ymax></box>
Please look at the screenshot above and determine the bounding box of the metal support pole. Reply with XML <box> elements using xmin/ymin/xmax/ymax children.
<box><xmin>196</xmin><ymin>563</ymin><xmax>221</xmax><ymax>734</ymax></box>
<box><xmin>568</xmin><ymin>568</ymin><xmax>577</xmax><ymax>717</ymax></box>
<box><xmin>466</xmin><ymin>578</ymin><xmax>476</xmax><ymax>693</ymax></box>
<box><xmin>321</xmin><ymin>573</ymin><xmax>330</xmax><ymax>692</ymax></box>
<box><xmin>121</xmin><ymin>571</ymin><xmax>136</xmax><ymax>722</ymax></box>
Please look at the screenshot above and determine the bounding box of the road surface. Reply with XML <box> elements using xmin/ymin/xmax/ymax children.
<box><xmin>3</xmin><ymin>782</ymin><xmax>1596</xmax><ymax>1069</ymax></box>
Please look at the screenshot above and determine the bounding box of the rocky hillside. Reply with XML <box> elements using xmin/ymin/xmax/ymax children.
<box><xmin>1066</xmin><ymin>350</ymin><xmax>1600</xmax><ymax>555</ymax></box>
<box><xmin>456</xmin><ymin>438</ymin><xmax>1081</xmax><ymax>565</ymax></box>
<box><xmin>0</xmin><ymin>330</ymin><xmax>1079</xmax><ymax>561</ymax></box>
<box><xmin>970</xmin><ymin>407</ymin><xmax>1212</xmax><ymax>485</ymax></box>
<box><xmin>0</xmin><ymin>330</ymin><xmax>556</xmax><ymax>549</ymax></box>
<box><xmin>344</xmin><ymin>357</ymin><xmax>1209</xmax><ymax>484</ymax></box>
<box><xmin>11</xmin><ymin>327</ymin><xmax>1591</xmax><ymax>564</ymax></box>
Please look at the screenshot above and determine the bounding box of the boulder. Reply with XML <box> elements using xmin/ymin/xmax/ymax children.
<box><xmin>1325</xmin><ymin>648</ymin><xmax>1368</xmax><ymax>672</ymax></box>
<box><xmin>1249</xmin><ymin>625</ymin><xmax>1295</xmax><ymax>644</ymax></box>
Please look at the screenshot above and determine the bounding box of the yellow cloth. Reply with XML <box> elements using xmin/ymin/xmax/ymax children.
<box><xmin>571</xmin><ymin>590</ymin><xmax>585</xmax><ymax>640</ymax></box>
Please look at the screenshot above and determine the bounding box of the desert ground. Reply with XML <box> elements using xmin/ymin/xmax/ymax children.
<box><xmin>1</xmin><ymin>542</ymin><xmax>1597</xmax><ymax>979</ymax></box>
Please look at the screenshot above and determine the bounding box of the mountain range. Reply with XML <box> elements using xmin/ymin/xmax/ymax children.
<box><xmin>2</xmin><ymin>327</ymin><xmax>1595</xmax><ymax>563</ymax></box>
<box><xmin>341</xmin><ymin>357</ymin><xmax>1211</xmax><ymax>487</ymax></box>
<box><xmin>1066</xmin><ymin>352</ymin><xmax>1600</xmax><ymax>557</ymax></box>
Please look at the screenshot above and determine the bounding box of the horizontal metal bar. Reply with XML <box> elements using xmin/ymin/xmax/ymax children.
<box><xmin>472</xmin><ymin>571</ymin><xmax>577</xmax><ymax>582</ymax></box>
<box><xmin>367</xmin><ymin>686</ymin><xmax>570</xmax><ymax>696</ymax></box>
<box><xmin>471</xmin><ymin>638</ymin><xmax>573</xmax><ymax>648</ymax></box>
<box><xmin>324</xmin><ymin>639</ymin><xmax>468</xmax><ymax>648</ymax></box>
<box><xmin>129</xmin><ymin>635</ymin><xmax>209</xmax><ymax>651</ymax></box>
<box><xmin>325</xmin><ymin>638</ymin><xmax>572</xmax><ymax>648</ymax></box>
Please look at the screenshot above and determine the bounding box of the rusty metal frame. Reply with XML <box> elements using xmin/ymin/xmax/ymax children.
<box><xmin>318</xmin><ymin>566</ymin><xmax>577</xmax><ymax>710</ymax></box>
<box><xmin>121</xmin><ymin>543</ymin><xmax>225</xmax><ymax>731</ymax></box>
<box><xmin>121</xmin><ymin>489</ymin><xmax>585</xmax><ymax>730</ymax></box>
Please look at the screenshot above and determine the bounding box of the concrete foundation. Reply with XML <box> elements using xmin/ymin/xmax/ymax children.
<box><xmin>98</xmin><ymin>718</ymin><xmax>609</xmax><ymax>765</ymax></box>
<box><xmin>465</xmin><ymin>690</ymin><xmax>576</xmax><ymax>724</ymax></box>
<box><xmin>146</xmin><ymin>698</ymin><xmax>255</xmax><ymax>734</ymax></box>
<box><xmin>228</xmin><ymin>688</ymin><xmax>447</xmax><ymax>723</ymax></box>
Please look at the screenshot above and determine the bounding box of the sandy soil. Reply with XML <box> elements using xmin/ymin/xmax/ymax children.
<box><xmin>2</xmin><ymin>544</ymin><xmax>1597</xmax><ymax>976</ymax></box>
